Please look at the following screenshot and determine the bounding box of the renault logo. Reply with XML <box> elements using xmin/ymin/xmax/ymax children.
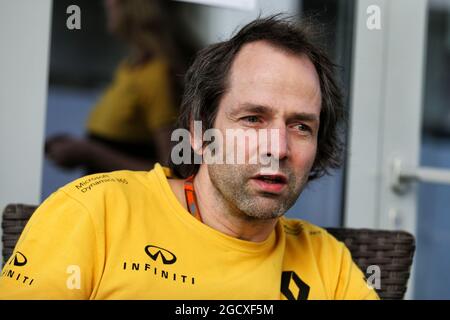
<box><xmin>280</xmin><ymin>271</ymin><xmax>310</xmax><ymax>300</ymax></box>
<box><xmin>9</xmin><ymin>251</ymin><xmax>27</xmax><ymax>267</ymax></box>
<box><xmin>145</xmin><ymin>245</ymin><xmax>177</xmax><ymax>265</ymax></box>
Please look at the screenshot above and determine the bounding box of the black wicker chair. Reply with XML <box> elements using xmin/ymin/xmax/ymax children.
<box><xmin>2</xmin><ymin>204</ymin><xmax>36</xmax><ymax>264</ymax></box>
<box><xmin>326</xmin><ymin>227</ymin><xmax>415</xmax><ymax>300</ymax></box>
<box><xmin>2</xmin><ymin>204</ymin><xmax>415</xmax><ymax>299</ymax></box>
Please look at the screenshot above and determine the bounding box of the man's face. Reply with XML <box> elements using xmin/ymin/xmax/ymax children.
<box><xmin>206</xmin><ymin>40</ymin><xmax>322</xmax><ymax>220</ymax></box>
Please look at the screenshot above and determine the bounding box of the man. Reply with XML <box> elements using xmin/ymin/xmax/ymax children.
<box><xmin>0</xmin><ymin>16</ymin><xmax>379</xmax><ymax>299</ymax></box>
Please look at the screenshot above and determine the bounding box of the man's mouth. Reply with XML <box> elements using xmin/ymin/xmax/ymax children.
<box><xmin>250</xmin><ymin>174</ymin><xmax>287</xmax><ymax>193</ymax></box>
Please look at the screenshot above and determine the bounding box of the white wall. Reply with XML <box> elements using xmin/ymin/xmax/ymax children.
<box><xmin>0</xmin><ymin>1</ymin><xmax>52</xmax><ymax>212</ymax></box>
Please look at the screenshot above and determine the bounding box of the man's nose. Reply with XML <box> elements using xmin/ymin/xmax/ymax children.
<box><xmin>262</xmin><ymin>124</ymin><xmax>289</xmax><ymax>160</ymax></box>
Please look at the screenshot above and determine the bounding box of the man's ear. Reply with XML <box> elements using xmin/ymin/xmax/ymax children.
<box><xmin>189</xmin><ymin>119</ymin><xmax>203</xmax><ymax>155</ymax></box>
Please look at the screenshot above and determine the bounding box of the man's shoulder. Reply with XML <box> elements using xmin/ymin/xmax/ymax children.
<box><xmin>58</xmin><ymin>169</ymin><xmax>154</xmax><ymax>201</ymax></box>
<box><xmin>281</xmin><ymin>217</ymin><xmax>328</xmax><ymax>236</ymax></box>
<box><xmin>280</xmin><ymin>217</ymin><xmax>343</xmax><ymax>248</ymax></box>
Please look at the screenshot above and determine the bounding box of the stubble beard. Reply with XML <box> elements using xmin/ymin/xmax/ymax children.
<box><xmin>207</xmin><ymin>163</ymin><xmax>308</xmax><ymax>221</ymax></box>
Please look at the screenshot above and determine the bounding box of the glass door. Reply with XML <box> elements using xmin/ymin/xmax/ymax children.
<box><xmin>415</xmin><ymin>0</ymin><xmax>450</xmax><ymax>299</ymax></box>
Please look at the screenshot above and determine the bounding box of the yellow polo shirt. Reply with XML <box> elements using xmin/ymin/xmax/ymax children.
<box><xmin>0</xmin><ymin>164</ymin><xmax>379</xmax><ymax>300</ymax></box>
<box><xmin>86</xmin><ymin>59</ymin><xmax>177</xmax><ymax>143</ymax></box>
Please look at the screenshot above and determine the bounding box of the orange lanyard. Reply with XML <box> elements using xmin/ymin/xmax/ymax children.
<box><xmin>184</xmin><ymin>175</ymin><xmax>203</xmax><ymax>222</ymax></box>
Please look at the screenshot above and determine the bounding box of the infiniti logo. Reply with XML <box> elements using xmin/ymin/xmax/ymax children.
<box><xmin>145</xmin><ymin>245</ymin><xmax>177</xmax><ymax>265</ymax></box>
<box><xmin>9</xmin><ymin>251</ymin><xmax>27</xmax><ymax>267</ymax></box>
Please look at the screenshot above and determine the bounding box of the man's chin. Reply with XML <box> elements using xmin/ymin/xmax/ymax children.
<box><xmin>240</xmin><ymin>199</ymin><xmax>288</xmax><ymax>220</ymax></box>
<box><xmin>242</xmin><ymin>210</ymin><xmax>285</xmax><ymax>221</ymax></box>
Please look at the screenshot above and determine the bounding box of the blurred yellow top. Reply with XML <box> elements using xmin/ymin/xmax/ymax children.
<box><xmin>86</xmin><ymin>59</ymin><xmax>177</xmax><ymax>143</ymax></box>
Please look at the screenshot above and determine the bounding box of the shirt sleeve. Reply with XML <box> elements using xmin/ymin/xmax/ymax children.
<box><xmin>0</xmin><ymin>190</ymin><xmax>103</xmax><ymax>299</ymax></box>
<box><xmin>334</xmin><ymin>242</ymin><xmax>380</xmax><ymax>300</ymax></box>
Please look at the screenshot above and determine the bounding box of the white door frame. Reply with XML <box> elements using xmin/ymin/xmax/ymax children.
<box><xmin>345</xmin><ymin>0</ymin><xmax>428</xmax><ymax>299</ymax></box>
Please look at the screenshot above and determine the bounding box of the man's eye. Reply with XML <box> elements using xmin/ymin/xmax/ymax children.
<box><xmin>295</xmin><ymin>124</ymin><xmax>312</xmax><ymax>133</ymax></box>
<box><xmin>242</xmin><ymin>116</ymin><xmax>261</xmax><ymax>123</ymax></box>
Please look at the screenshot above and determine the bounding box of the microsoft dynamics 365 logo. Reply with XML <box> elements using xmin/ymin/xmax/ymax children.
<box><xmin>144</xmin><ymin>245</ymin><xmax>177</xmax><ymax>265</ymax></box>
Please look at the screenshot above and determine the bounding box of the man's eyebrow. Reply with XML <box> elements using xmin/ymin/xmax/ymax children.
<box><xmin>287</xmin><ymin>112</ymin><xmax>320</xmax><ymax>123</ymax></box>
<box><xmin>232</xmin><ymin>103</ymin><xmax>319</xmax><ymax>122</ymax></box>
<box><xmin>231</xmin><ymin>103</ymin><xmax>276</xmax><ymax>116</ymax></box>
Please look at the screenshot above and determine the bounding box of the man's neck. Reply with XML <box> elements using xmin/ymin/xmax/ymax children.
<box><xmin>167</xmin><ymin>167</ymin><xmax>278</xmax><ymax>243</ymax></box>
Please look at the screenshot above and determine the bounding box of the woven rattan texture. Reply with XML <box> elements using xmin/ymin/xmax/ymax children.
<box><xmin>326</xmin><ymin>227</ymin><xmax>415</xmax><ymax>300</ymax></box>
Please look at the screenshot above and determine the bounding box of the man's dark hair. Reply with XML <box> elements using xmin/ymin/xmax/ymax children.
<box><xmin>169</xmin><ymin>15</ymin><xmax>345</xmax><ymax>181</ymax></box>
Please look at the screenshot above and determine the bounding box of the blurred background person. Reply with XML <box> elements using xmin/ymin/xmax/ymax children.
<box><xmin>45</xmin><ymin>0</ymin><xmax>182</xmax><ymax>173</ymax></box>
